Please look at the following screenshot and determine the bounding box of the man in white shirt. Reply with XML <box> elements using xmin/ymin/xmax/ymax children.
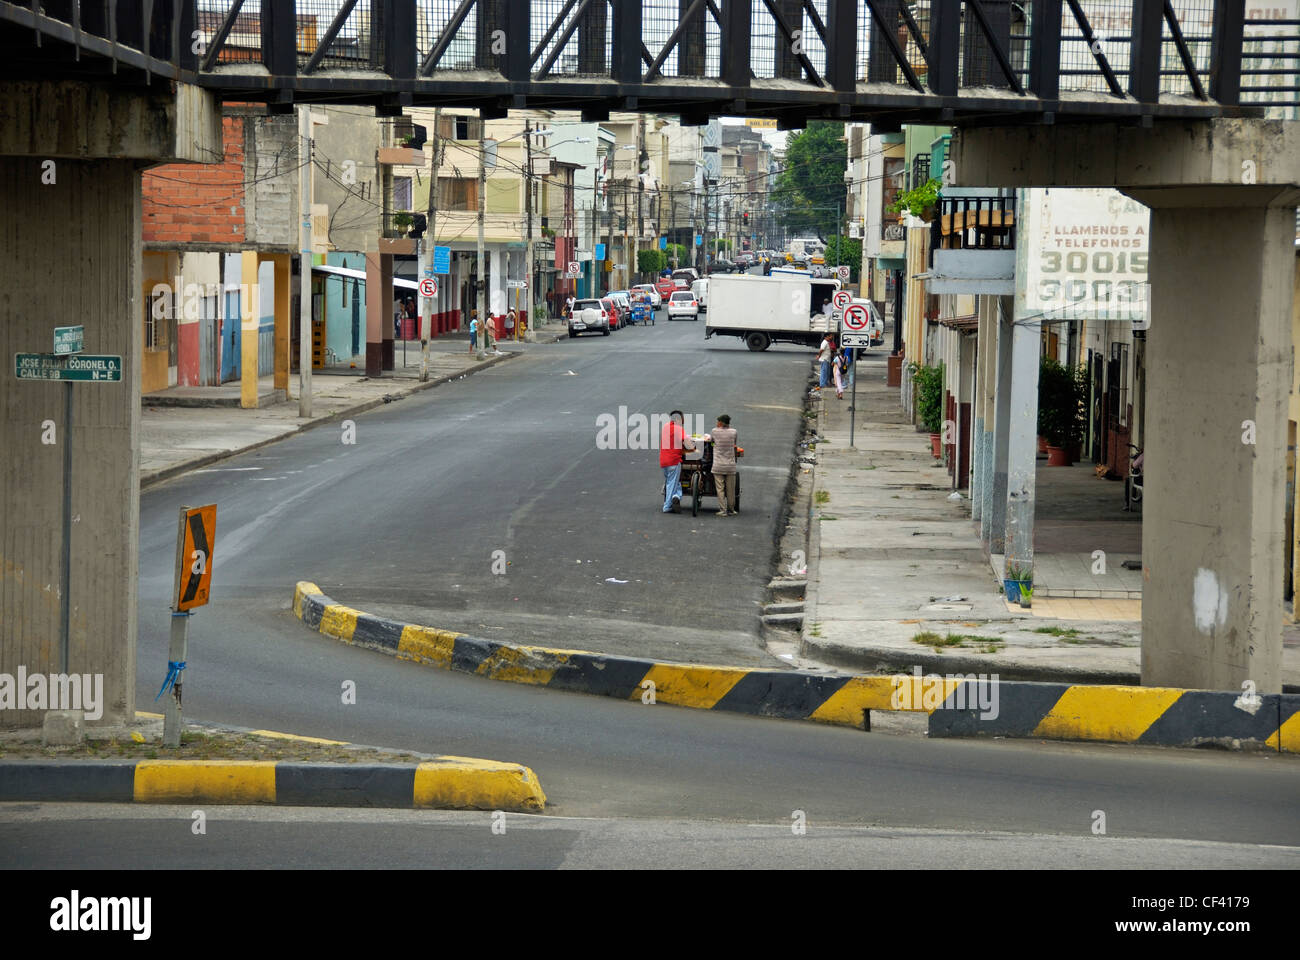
<box><xmin>816</xmin><ymin>334</ymin><xmax>835</xmax><ymax>388</ymax></box>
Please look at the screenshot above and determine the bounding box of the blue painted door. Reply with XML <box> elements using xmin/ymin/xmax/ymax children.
<box><xmin>221</xmin><ymin>289</ymin><xmax>241</xmax><ymax>382</ymax></box>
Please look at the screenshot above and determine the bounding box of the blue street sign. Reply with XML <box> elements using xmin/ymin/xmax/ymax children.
<box><xmin>659</xmin><ymin>237</ymin><xmax>667</xmax><ymax>250</ymax></box>
<box><xmin>433</xmin><ymin>246</ymin><xmax>451</xmax><ymax>274</ymax></box>
<box><xmin>695</xmin><ymin>235</ymin><xmax>702</xmax><ymax>247</ymax></box>
<box><xmin>595</xmin><ymin>243</ymin><xmax>607</xmax><ymax>261</ymax></box>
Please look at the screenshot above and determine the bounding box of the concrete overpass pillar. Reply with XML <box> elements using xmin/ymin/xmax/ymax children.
<box><xmin>0</xmin><ymin>80</ymin><xmax>220</xmax><ymax>729</ymax></box>
<box><xmin>985</xmin><ymin>296</ymin><xmax>1015</xmax><ymax>553</ymax></box>
<box><xmin>953</xmin><ymin>117</ymin><xmax>1300</xmax><ymax>692</ymax></box>
<box><xmin>1127</xmin><ymin>193</ymin><xmax>1296</xmax><ymax>693</ymax></box>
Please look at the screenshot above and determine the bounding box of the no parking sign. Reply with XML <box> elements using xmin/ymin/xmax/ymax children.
<box><xmin>832</xmin><ymin>291</ymin><xmax>851</xmax><ymax>310</ymax></box>
<box><xmin>842</xmin><ymin>303</ymin><xmax>870</xmax><ymax>332</ymax></box>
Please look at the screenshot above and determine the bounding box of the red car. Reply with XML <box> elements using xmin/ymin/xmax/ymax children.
<box><xmin>655</xmin><ymin>277</ymin><xmax>676</xmax><ymax>299</ymax></box>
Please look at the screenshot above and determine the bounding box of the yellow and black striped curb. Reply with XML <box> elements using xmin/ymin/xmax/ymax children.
<box><xmin>294</xmin><ymin>582</ymin><xmax>1300</xmax><ymax>752</ymax></box>
<box><xmin>927</xmin><ymin>682</ymin><xmax>1300</xmax><ymax>752</ymax></box>
<box><xmin>0</xmin><ymin>757</ymin><xmax>546</xmax><ymax>810</ymax></box>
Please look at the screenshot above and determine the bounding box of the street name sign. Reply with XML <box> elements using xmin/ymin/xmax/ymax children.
<box><xmin>508</xmin><ymin>280</ymin><xmax>528</xmax><ymax>289</ymax></box>
<box><xmin>53</xmin><ymin>325</ymin><xmax>84</xmax><ymax>355</ymax></box>
<box><xmin>16</xmin><ymin>353</ymin><xmax>122</xmax><ymax>382</ymax></box>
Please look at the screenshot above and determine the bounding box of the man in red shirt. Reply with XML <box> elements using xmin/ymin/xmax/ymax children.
<box><xmin>660</xmin><ymin>410</ymin><xmax>696</xmax><ymax>513</ymax></box>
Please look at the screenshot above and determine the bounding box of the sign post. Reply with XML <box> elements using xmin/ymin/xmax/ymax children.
<box><xmin>163</xmin><ymin>504</ymin><xmax>216</xmax><ymax>747</ymax></box>
<box><xmin>842</xmin><ymin>305</ymin><xmax>871</xmax><ymax>450</ymax></box>
<box><xmin>16</xmin><ymin>340</ymin><xmax>122</xmax><ymax>676</ymax></box>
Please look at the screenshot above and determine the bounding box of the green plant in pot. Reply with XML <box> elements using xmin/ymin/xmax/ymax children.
<box><xmin>1004</xmin><ymin>561</ymin><xmax>1032</xmax><ymax>604</ymax></box>
<box><xmin>1037</xmin><ymin>357</ymin><xmax>1074</xmax><ymax>466</ymax></box>
<box><xmin>392</xmin><ymin>211</ymin><xmax>414</xmax><ymax>235</ymax></box>
<box><xmin>911</xmin><ymin>362</ymin><xmax>945</xmax><ymax>458</ymax></box>
<box><xmin>887</xmin><ymin>177</ymin><xmax>942</xmax><ymax>222</ymax></box>
<box><xmin>1067</xmin><ymin>362</ymin><xmax>1089</xmax><ymax>462</ymax></box>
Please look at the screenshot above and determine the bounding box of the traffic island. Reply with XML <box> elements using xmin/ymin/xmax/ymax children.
<box><xmin>292</xmin><ymin>582</ymin><xmax>1300</xmax><ymax>753</ymax></box>
<box><xmin>0</xmin><ymin>718</ymin><xmax>546</xmax><ymax>811</ymax></box>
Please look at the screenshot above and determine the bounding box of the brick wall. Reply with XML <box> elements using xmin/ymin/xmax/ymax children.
<box><xmin>142</xmin><ymin>114</ymin><xmax>246</xmax><ymax>245</ymax></box>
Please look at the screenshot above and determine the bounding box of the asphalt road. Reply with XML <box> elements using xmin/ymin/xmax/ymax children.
<box><xmin>97</xmin><ymin>297</ymin><xmax>1300</xmax><ymax>864</ymax></box>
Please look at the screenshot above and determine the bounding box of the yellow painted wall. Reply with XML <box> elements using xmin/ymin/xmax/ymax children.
<box><xmin>141</xmin><ymin>250</ymin><xmax>177</xmax><ymax>394</ymax></box>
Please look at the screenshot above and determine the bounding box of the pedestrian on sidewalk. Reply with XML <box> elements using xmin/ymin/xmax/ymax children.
<box><xmin>394</xmin><ymin>300</ymin><xmax>404</xmax><ymax>341</ymax></box>
<box><xmin>707</xmin><ymin>414</ymin><xmax>739</xmax><ymax>516</ymax></box>
<box><xmin>832</xmin><ymin>348</ymin><xmax>847</xmax><ymax>399</ymax></box>
<box><xmin>816</xmin><ymin>333</ymin><xmax>835</xmax><ymax>388</ymax></box>
<box><xmin>468</xmin><ymin>310</ymin><xmax>480</xmax><ymax>354</ymax></box>
<box><xmin>565</xmin><ymin>294</ymin><xmax>575</xmax><ymax>319</ymax></box>
<box><xmin>505</xmin><ymin>308</ymin><xmax>517</xmax><ymax>341</ymax></box>
<box><xmin>660</xmin><ymin>410</ymin><xmax>696</xmax><ymax>514</ymax></box>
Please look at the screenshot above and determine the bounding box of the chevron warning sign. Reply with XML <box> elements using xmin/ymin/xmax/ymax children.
<box><xmin>173</xmin><ymin>504</ymin><xmax>217</xmax><ymax>612</ymax></box>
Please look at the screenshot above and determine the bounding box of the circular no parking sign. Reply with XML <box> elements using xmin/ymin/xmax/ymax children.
<box><xmin>832</xmin><ymin>290</ymin><xmax>851</xmax><ymax>310</ymax></box>
<box><xmin>419</xmin><ymin>277</ymin><xmax>438</xmax><ymax>298</ymax></box>
<box><xmin>842</xmin><ymin>303</ymin><xmax>870</xmax><ymax>331</ymax></box>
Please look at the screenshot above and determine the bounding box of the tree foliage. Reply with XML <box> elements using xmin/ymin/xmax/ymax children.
<box><xmin>823</xmin><ymin>236</ymin><xmax>862</xmax><ymax>282</ymax></box>
<box><xmin>772</xmin><ymin>121</ymin><xmax>847</xmax><ymax>239</ymax></box>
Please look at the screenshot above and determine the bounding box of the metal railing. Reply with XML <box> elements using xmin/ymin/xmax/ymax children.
<box><xmin>5</xmin><ymin>1</ymin><xmax>1293</xmax><ymax>121</ymax></box>
<box><xmin>928</xmin><ymin>193</ymin><xmax>1016</xmax><ymax>266</ymax></box>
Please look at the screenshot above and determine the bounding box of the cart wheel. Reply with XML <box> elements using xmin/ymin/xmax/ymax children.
<box><xmin>734</xmin><ymin>474</ymin><xmax>740</xmax><ymax>513</ymax></box>
<box><xmin>690</xmin><ymin>472</ymin><xmax>700</xmax><ymax>517</ymax></box>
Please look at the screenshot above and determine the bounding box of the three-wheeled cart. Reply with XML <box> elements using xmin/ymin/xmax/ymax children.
<box><xmin>675</xmin><ymin>437</ymin><xmax>741</xmax><ymax>516</ymax></box>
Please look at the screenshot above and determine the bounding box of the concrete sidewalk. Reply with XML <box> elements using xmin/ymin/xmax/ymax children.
<box><xmin>801</xmin><ymin>351</ymin><xmax>1300</xmax><ymax>690</ymax></box>
<box><xmin>140</xmin><ymin>329</ymin><xmax>565</xmax><ymax>489</ymax></box>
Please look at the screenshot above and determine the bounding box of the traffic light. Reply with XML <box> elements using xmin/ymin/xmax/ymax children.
<box><xmin>742</xmin><ymin>212</ymin><xmax>749</xmax><ymax>225</ymax></box>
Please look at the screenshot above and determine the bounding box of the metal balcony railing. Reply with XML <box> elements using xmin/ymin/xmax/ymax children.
<box><xmin>928</xmin><ymin>193</ymin><xmax>1016</xmax><ymax>267</ymax></box>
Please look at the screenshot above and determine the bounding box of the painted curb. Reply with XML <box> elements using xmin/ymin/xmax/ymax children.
<box><xmin>140</xmin><ymin>352</ymin><xmax>517</xmax><ymax>490</ymax></box>
<box><xmin>0</xmin><ymin>757</ymin><xmax>546</xmax><ymax>810</ymax></box>
<box><xmin>293</xmin><ymin>581</ymin><xmax>1300</xmax><ymax>753</ymax></box>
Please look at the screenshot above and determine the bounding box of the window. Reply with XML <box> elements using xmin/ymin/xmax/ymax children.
<box><xmin>439</xmin><ymin>115</ymin><xmax>483</xmax><ymax>141</ymax></box>
<box><xmin>438</xmin><ymin>177</ymin><xmax>477</xmax><ymax>211</ymax></box>
<box><xmin>394</xmin><ymin>176</ymin><xmax>412</xmax><ymax>213</ymax></box>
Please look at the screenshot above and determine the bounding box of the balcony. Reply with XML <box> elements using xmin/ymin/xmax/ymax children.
<box><xmin>925</xmin><ymin>192</ymin><xmax>1016</xmax><ymax>295</ymax></box>
<box><xmin>377</xmin><ymin>146</ymin><xmax>425</xmax><ymax>166</ymax></box>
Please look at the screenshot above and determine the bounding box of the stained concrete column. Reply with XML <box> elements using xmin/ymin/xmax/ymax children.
<box><xmin>985</xmin><ymin>296</ymin><xmax>1015</xmax><ymax>553</ymax></box>
<box><xmin>973</xmin><ymin>296</ymin><xmax>997</xmax><ymax>522</ymax></box>
<box><xmin>1126</xmin><ymin>191</ymin><xmax>1297</xmax><ymax>693</ymax></box>
<box><xmin>1003</xmin><ymin>312</ymin><xmax>1041</xmax><ymax>572</ymax></box>
<box><xmin>0</xmin><ymin>80</ymin><xmax>220</xmax><ymax>729</ymax></box>
<box><xmin>380</xmin><ymin>252</ymin><xmax>395</xmax><ymax>371</ymax></box>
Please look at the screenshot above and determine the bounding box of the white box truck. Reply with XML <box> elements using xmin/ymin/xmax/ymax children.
<box><xmin>704</xmin><ymin>273</ymin><xmax>841</xmax><ymax>352</ymax></box>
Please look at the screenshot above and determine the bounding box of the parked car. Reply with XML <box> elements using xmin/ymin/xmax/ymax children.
<box><xmin>690</xmin><ymin>278</ymin><xmax>709</xmax><ymax>313</ymax></box>
<box><xmin>633</xmin><ymin>283</ymin><xmax>663</xmax><ymax>308</ymax></box>
<box><xmin>666</xmin><ymin>290</ymin><xmax>700</xmax><ymax>320</ymax></box>
<box><xmin>734</xmin><ymin>252</ymin><xmax>754</xmax><ymax>269</ymax></box>
<box><xmin>569</xmin><ymin>298</ymin><xmax>611</xmax><ymax>337</ymax></box>
<box><xmin>708</xmin><ymin>258</ymin><xmax>737</xmax><ymax>274</ymax></box>
<box><xmin>606</xmin><ymin>291</ymin><xmax>632</xmax><ymax>329</ymax></box>
<box><xmin>654</xmin><ymin>277</ymin><xmax>677</xmax><ymax>299</ymax></box>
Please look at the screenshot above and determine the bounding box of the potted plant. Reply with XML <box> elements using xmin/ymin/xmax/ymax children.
<box><xmin>392</xmin><ymin>211</ymin><xmax>414</xmax><ymax>235</ymax></box>
<box><xmin>887</xmin><ymin>177</ymin><xmax>942</xmax><ymax>222</ymax></box>
<box><xmin>1038</xmin><ymin>357</ymin><xmax>1073</xmax><ymax>466</ymax></box>
<box><xmin>911</xmin><ymin>362</ymin><xmax>945</xmax><ymax>457</ymax></box>
<box><xmin>1004</xmin><ymin>561</ymin><xmax>1032</xmax><ymax>604</ymax></box>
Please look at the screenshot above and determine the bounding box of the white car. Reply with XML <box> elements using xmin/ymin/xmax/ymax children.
<box><xmin>633</xmin><ymin>283</ymin><xmax>662</xmax><ymax>308</ymax></box>
<box><xmin>666</xmin><ymin>290</ymin><xmax>700</xmax><ymax>320</ymax></box>
<box><xmin>690</xmin><ymin>278</ymin><xmax>709</xmax><ymax>312</ymax></box>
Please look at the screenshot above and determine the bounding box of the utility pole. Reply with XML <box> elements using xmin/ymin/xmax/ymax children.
<box><xmin>298</xmin><ymin>106</ymin><xmax>312</xmax><ymax>418</ymax></box>
<box><xmin>476</xmin><ymin>121</ymin><xmax>488</xmax><ymax>359</ymax></box>
<box><xmin>525</xmin><ymin>119</ymin><xmax>536</xmax><ymax>333</ymax></box>
<box><xmin>635</xmin><ymin>114</ymin><xmax>645</xmax><ymax>288</ymax></box>
<box><xmin>590</xmin><ymin>198</ymin><xmax>597</xmax><ymax>299</ymax></box>
<box><xmin>702</xmin><ymin>187</ymin><xmax>710</xmax><ymax>274</ymax></box>
<box><xmin>622</xmin><ymin>178</ymin><xmax>630</xmax><ymax>291</ymax></box>
<box><xmin>420</xmin><ymin>107</ymin><xmax>441</xmax><ymax>381</ymax></box>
